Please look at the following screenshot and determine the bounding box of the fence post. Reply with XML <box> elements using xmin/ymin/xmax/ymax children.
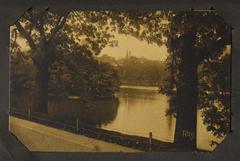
<box><xmin>28</xmin><ymin>108</ymin><xmax>31</xmax><ymax>120</ymax></box>
<box><xmin>76</xmin><ymin>118</ymin><xmax>79</xmax><ymax>133</ymax></box>
<box><xmin>149</xmin><ymin>132</ymin><xmax>152</xmax><ymax>152</ymax></box>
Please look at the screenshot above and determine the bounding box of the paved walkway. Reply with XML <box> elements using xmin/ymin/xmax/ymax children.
<box><xmin>9</xmin><ymin>116</ymin><xmax>141</xmax><ymax>152</ymax></box>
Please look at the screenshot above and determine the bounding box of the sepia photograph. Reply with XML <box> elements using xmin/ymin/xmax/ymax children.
<box><xmin>9</xmin><ymin>9</ymin><xmax>231</xmax><ymax>152</ymax></box>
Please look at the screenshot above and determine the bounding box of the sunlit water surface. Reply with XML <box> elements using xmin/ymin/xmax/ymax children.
<box><xmin>101</xmin><ymin>85</ymin><xmax>224</xmax><ymax>151</ymax></box>
<box><xmin>21</xmin><ymin>85</ymin><xmax>225</xmax><ymax>151</ymax></box>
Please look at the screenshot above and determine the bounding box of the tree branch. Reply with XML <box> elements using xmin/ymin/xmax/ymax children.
<box><xmin>48</xmin><ymin>13</ymin><xmax>69</xmax><ymax>41</ymax></box>
<box><xmin>15</xmin><ymin>21</ymin><xmax>37</xmax><ymax>51</ymax></box>
<box><xmin>27</xmin><ymin>10</ymin><xmax>46</xmax><ymax>40</ymax></box>
<box><xmin>197</xmin><ymin>39</ymin><xmax>227</xmax><ymax>62</ymax></box>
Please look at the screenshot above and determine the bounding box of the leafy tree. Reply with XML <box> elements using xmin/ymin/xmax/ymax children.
<box><xmin>107</xmin><ymin>10</ymin><xmax>231</xmax><ymax>149</ymax></box>
<box><xmin>12</xmin><ymin>9</ymin><xmax>116</xmax><ymax>113</ymax></box>
<box><xmin>10</xmin><ymin>29</ymin><xmax>36</xmax><ymax>94</ymax></box>
<box><xmin>117</xmin><ymin>55</ymin><xmax>166</xmax><ymax>86</ymax></box>
<box><xmin>159</xmin><ymin>11</ymin><xmax>231</xmax><ymax>149</ymax></box>
<box><xmin>198</xmin><ymin>49</ymin><xmax>231</xmax><ymax>139</ymax></box>
<box><xmin>49</xmin><ymin>49</ymin><xmax>119</xmax><ymax>99</ymax></box>
<box><xmin>90</xmin><ymin>62</ymin><xmax>120</xmax><ymax>98</ymax></box>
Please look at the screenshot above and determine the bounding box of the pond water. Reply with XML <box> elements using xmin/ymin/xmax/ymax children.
<box><xmin>100</xmin><ymin>85</ymin><xmax>224</xmax><ymax>151</ymax></box>
<box><xmin>12</xmin><ymin>85</ymin><xmax>224</xmax><ymax>151</ymax></box>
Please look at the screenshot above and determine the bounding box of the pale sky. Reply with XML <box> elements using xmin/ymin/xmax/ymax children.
<box><xmin>13</xmin><ymin>33</ymin><xmax>169</xmax><ymax>62</ymax></box>
<box><xmin>11</xmin><ymin>24</ymin><xmax>169</xmax><ymax>61</ymax></box>
<box><xmin>99</xmin><ymin>34</ymin><xmax>169</xmax><ymax>61</ymax></box>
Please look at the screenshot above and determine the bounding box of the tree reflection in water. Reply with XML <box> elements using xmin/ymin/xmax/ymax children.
<box><xmin>48</xmin><ymin>97</ymin><xmax>119</xmax><ymax>127</ymax></box>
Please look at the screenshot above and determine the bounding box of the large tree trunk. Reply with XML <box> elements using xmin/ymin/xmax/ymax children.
<box><xmin>34</xmin><ymin>64</ymin><xmax>49</xmax><ymax>113</ymax></box>
<box><xmin>33</xmin><ymin>43</ymin><xmax>49</xmax><ymax>114</ymax></box>
<box><xmin>174</xmin><ymin>29</ymin><xmax>199</xmax><ymax>150</ymax></box>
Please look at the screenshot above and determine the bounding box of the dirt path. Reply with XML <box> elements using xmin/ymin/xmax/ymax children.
<box><xmin>9</xmin><ymin>116</ymin><xmax>141</xmax><ymax>152</ymax></box>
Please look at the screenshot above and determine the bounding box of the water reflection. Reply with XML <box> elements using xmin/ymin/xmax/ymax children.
<box><xmin>12</xmin><ymin>85</ymin><xmax>224</xmax><ymax>151</ymax></box>
<box><xmin>45</xmin><ymin>86</ymin><xmax>177</xmax><ymax>144</ymax></box>
<box><xmin>102</xmin><ymin>86</ymin><xmax>175</xmax><ymax>143</ymax></box>
<box><xmin>48</xmin><ymin>97</ymin><xmax>119</xmax><ymax>127</ymax></box>
<box><xmin>101</xmin><ymin>86</ymin><xmax>224</xmax><ymax>151</ymax></box>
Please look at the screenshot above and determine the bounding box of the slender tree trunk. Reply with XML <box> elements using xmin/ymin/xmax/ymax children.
<box><xmin>174</xmin><ymin>29</ymin><xmax>199</xmax><ymax>150</ymax></box>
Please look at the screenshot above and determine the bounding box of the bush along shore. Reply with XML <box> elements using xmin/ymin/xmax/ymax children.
<box><xmin>10</xmin><ymin>110</ymin><xmax>205</xmax><ymax>152</ymax></box>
